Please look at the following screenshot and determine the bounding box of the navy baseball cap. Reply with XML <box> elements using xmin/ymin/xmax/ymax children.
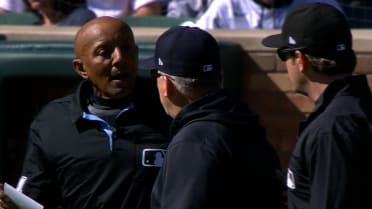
<box><xmin>262</xmin><ymin>3</ymin><xmax>354</xmax><ymax>63</ymax></box>
<box><xmin>139</xmin><ymin>26</ymin><xmax>221</xmax><ymax>78</ymax></box>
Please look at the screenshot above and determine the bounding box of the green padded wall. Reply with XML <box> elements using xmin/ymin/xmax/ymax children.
<box><xmin>0</xmin><ymin>13</ymin><xmax>193</xmax><ymax>27</ymax></box>
<box><xmin>0</xmin><ymin>12</ymin><xmax>38</xmax><ymax>25</ymax></box>
<box><xmin>121</xmin><ymin>16</ymin><xmax>195</xmax><ymax>27</ymax></box>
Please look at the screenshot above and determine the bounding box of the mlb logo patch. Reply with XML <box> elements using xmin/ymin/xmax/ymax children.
<box><xmin>202</xmin><ymin>64</ymin><xmax>213</xmax><ymax>72</ymax></box>
<box><xmin>142</xmin><ymin>149</ymin><xmax>166</xmax><ymax>167</ymax></box>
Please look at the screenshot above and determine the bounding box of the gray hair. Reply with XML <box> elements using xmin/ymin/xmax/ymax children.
<box><xmin>159</xmin><ymin>71</ymin><xmax>222</xmax><ymax>100</ymax></box>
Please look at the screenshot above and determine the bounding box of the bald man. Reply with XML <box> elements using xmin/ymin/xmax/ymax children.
<box><xmin>0</xmin><ymin>16</ymin><xmax>170</xmax><ymax>209</ymax></box>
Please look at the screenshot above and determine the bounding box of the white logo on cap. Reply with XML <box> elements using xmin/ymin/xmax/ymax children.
<box><xmin>202</xmin><ymin>64</ymin><xmax>213</xmax><ymax>72</ymax></box>
<box><xmin>158</xmin><ymin>58</ymin><xmax>164</xmax><ymax>66</ymax></box>
<box><xmin>287</xmin><ymin>169</ymin><xmax>296</xmax><ymax>189</ymax></box>
<box><xmin>336</xmin><ymin>44</ymin><xmax>346</xmax><ymax>51</ymax></box>
<box><xmin>288</xmin><ymin>36</ymin><xmax>296</xmax><ymax>45</ymax></box>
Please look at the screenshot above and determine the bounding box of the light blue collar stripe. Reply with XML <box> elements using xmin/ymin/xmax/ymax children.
<box><xmin>82</xmin><ymin>112</ymin><xmax>114</xmax><ymax>150</ymax></box>
<box><xmin>82</xmin><ymin>102</ymin><xmax>136</xmax><ymax>151</ymax></box>
<box><xmin>115</xmin><ymin>102</ymin><xmax>135</xmax><ymax>120</ymax></box>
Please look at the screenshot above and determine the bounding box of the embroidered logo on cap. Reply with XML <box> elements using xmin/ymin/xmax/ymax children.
<box><xmin>288</xmin><ymin>36</ymin><xmax>296</xmax><ymax>45</ymax></box>
<box><xmin>202</xmin><ymin>64</ymin><xmax>213</xmax><ymax>72</ymax></box>
<box><xmin>336</xmin><ymin>44</ymin><xmax>346</xmax><ymax>51</ymax></box>
<box><xmin>158</xmin><ymin>58</ymin><xmax>164</xmax><ymax>66</ymax></box>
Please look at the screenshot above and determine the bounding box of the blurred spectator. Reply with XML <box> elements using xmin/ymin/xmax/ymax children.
<box><xmin>86</xmin><ymin>0</ymin><xmax>162</xmax><ymax>18</ymax></box>
<box><xmin>182</xmin><ymin>0</ymin><xmax>342</xmax><ymax>29</ymax></box>
<box><xmin>166</xmin><ymin>0</ymin><xmax>212</xmax><ymax>18</ymax></box>
<box><xmin>338</xmin><ymin>0</ymin><xmax>372</xmax><ymax>28</ymax></box>
<box><xmin>25</xmin><ymin>0</ymin><xmax>96</xmax><ymax>26</ymax></box>
<box><xmin>0</xmin><ymin>0</ymin><xmax>26</xmax><ymax>13</ymax></box>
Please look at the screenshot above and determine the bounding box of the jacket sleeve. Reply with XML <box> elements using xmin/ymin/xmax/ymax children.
<box><xmin>20</xmin><ymin>121</ymin><xmax>61</xmax><ymax>209</ymax></box>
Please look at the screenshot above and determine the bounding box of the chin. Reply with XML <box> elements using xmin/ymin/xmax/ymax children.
<box><xmin>111</xmin><ymin>91</ymin><xmax>130</xmax><ymax>99</ymax></box>
<box><xmin>109</xmin><ymin>85</ymin><xmax>134</xmax><ymax>98</ymax></box>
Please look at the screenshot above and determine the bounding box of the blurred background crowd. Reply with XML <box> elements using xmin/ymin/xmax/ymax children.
<box><xmin>0</xmin><ymin>0</ymin><xmax>371</xmax><ymax>28</ymax></box>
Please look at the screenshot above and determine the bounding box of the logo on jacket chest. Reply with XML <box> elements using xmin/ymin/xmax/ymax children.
<box><xmin>142</xmin><ymin>149</ymin><xmax>166</xmax><ymax>167</ymax></box>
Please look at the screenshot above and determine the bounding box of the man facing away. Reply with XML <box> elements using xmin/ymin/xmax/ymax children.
<box><xmin>262</xmin><ymin>3</ymin><xmax>372</xmax><ymax>209</ymax></box>
<box><xmin>140</xmin><ymin>26</ymin><xmax>283</xmax><ymax>209</ymax></box>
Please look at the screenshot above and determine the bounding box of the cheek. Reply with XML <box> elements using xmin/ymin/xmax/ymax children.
<box><xmin>85</xmin><ymin>68</ymin><xmax>111</xmax><ymax>94</ymax></box>
<box><xmin>156</xmin><ymin>79</ymin><xmax>166</xmax><ymax>104</ymax></box>
<box><xmin>85</xmin><ymin>58</ymin><xmax>110</xmax><ymax>77</ymax></box>
<box><xmin>286</xmin><ymin>61</ymin><xmax>306</xmax><ymax>90</ymax></box>
<box><xmin>85</xmin><ymin>71</ymin><xmax>105</xmax><ymax>85</ymax></box>
<box><xmin>285</xmin><ymin>59</ymin><xmax>297</xmax><ymax>71</ymax></box>
<box><xmin>286</xmin><ymin>61</ymin><xmax>298</xmax><ymax>83</ymax></box>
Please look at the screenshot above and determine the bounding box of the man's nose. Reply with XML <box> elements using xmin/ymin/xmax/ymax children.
<box><xmin>112</xmin><ymin>47</ymin><xmax>124</xmax><ymax>63</ymax></box>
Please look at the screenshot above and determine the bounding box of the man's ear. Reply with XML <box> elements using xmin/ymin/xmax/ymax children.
<box><xmin>72</xmin><ymin>58</ymin><xmax>88</xmax><ymax>79</ymax></box>
<box><xmin>295</xmin><ymin>50</ymin><xmax>309</xmax><ymax>73</ymax></box>
<box><xmin>160</xmin><ymin>76</ymin><xmax>174</xmax><ymax>97</ymax></box>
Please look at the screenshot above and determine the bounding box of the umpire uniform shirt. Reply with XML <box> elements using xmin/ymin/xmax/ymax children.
<box><xmin>20</xmin><ymin>78</ymin><xmax>170</xmax><ymax>209</ymax></box>
<box><xmin>287</xmin><ymin>75</ymin><xmax>372</xmax><ymax>209</ymax></box>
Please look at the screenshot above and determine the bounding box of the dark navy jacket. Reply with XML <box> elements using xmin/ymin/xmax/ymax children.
<box><xmin>151</xmin><ymin>90</ymin><xmax>282</xmax><ymax>209</ymax></box>
<box><xmin>287</xmin><ymin>75</ymin><xmax>372</xmax><ymax>209</ymax></box>
<box><xmin>20</xmin><ymin>78</ymin><xmax>171</xmax><ymax>209</ymax></box>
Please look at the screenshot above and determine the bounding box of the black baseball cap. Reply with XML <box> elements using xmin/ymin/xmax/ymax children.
<box><xmin>262</xmin><ymin>3</ymin><xmax>354</xmax><ymax>63</ymax></box>
<box><xmin>139</xmin><ymin>26</ymin><xmax>221</xmax><ymax>78</ymax></box>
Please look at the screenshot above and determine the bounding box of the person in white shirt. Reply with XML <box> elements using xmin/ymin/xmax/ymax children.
<box><xmin>0</xmin><ymin>0</ymin><xmax>25</xmax><ymax>13</ymax></box>
<box><xmin>183</xmin><ymin>0</ymin><xmax>343</xmax><ymax>29</ymax></box>
<box><xmin>86</xmin><ymin>0</ymin><xmax>162</xmax><ymax>18</ymax></box>
<box><xmin>166</xmin><ymin>0</ymin><xmax>212</xmax><ymax>18</ymax></box>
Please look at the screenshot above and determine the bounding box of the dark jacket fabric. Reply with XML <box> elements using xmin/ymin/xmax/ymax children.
<box><xmin>287</xmin><ymin>75</ymin><xmax>372</xmax><ymax>209</ymax></box>
<box><xmin>21</xmin><ymin>78</ymin><xmax>171</xmax><ymax>209</ymax></box>
<box><xmin>151</xmin><ymin>90</ymin><xmax>282</xmax><ymax>209</ymax></box>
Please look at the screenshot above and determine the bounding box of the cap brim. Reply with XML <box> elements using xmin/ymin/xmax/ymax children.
<box><xmin>138</xmin><ymin>57</ymin><xmax>157</xmax><ymax>70</ymax></box>
<box><xmin>262</xmin><ymin>34</ymin><xmax>285</xmax><ymax>48</ymax></box>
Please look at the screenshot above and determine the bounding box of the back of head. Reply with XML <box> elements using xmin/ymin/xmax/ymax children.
<box><xmin>262</xmin><ymin>3</ymin><xmax>356</xmax><ymax>74</ymax></box>
<box><xmin>140</xmin><ymin>26</ymin><xmax>222</xmax><ymax>92</ymax></box>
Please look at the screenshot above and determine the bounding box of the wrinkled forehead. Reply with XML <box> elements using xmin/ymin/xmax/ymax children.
<box><xmin>75</xmin><ymin>18</ymin><xmax>134</xmax><ymax>54</ymax></box>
